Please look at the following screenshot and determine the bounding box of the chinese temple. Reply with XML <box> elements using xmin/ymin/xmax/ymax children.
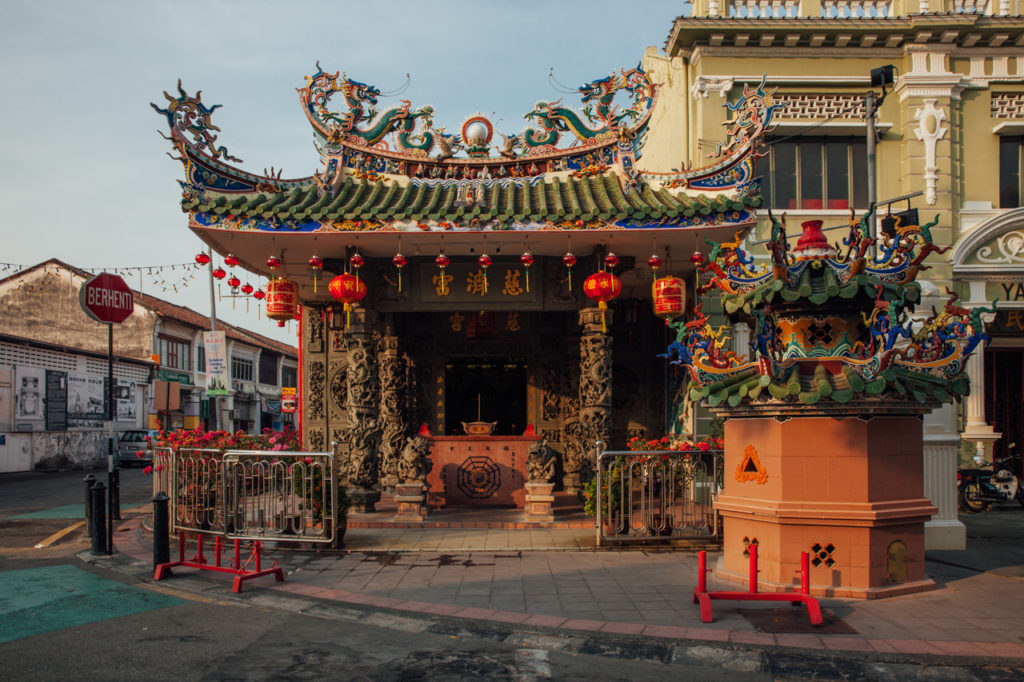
<box><xmin>153</xmin><ymin>61</ymin><xmax>777</xmax><ymax>510</ymax></box>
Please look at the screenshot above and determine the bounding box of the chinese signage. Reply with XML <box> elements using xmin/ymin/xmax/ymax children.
<box><xmin>203</xmin><ymin>331</ymin><xmax>229</xmax><ymax>396</ymax></box>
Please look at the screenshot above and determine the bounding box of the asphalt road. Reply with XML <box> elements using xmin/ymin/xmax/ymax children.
<box><xmin>0</xmin><ymin>470</ymin><xmax>758</xmax><ymax>681</ymax></box>
<box><xmin>2</xmin><ymin>470</ymin><xmax>1023</xmax><ymax>680</ymax></box>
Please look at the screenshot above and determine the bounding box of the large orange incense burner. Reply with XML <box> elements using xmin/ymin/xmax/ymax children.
<box><xmin>668</xmin><ymin>215</ymin><xmax>994</xmax><ymax>597</ymax></box>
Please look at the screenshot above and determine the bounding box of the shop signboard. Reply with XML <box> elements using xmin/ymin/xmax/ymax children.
<box><xmin>203</xmin><ymin>331</ymin><xmax>228</xmax><ymax>396</ymax></box>
<box><xmin>281</xmin><ymin>386</ymin><xmax>297</xmax><ymax>414</ymax></box>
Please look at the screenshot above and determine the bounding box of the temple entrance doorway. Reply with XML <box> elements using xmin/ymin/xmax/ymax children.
<box><xmin>444</xmin><ymin>356</ymin><xmax>527</xmax><ymax>436</ymax></box>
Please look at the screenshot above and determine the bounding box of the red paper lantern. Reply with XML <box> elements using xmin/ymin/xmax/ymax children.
<box><xmin>241</xmin><ymin>283</ymin><xmax>254</xmax><ymax>295</ymax></box>
<box><xmin>653</xmin><ymin>276</ymin><xmax>686</xmax><ymax>321</ymax></box>
<box><xmin>266</xmin><ymin>255</ymin><xmax>282</xmax><ymax>270</ymax></box>
<box><xmin>350</xmin><ymin>253</ymin><xmax>365</xmax><ymax>270</ymax></box>
<box><xmin>690</xmin><ymin>250</ymin><xmax>705</xmax><ymax>266</ymax></box>
<box><xmin>583</xmin><ymin>271</ymin><xmax>621</xmax><ymax>333</ymax></box>
<box><xmin>307</xmin><ymin>255</ymin><xmax>324</xmax><ymax>293</ymax></box>
<box><xmin>224</xmin><ymin>253</ymin><xmax>239</xmax><ymax>267</ymax></box>
<box><xmin>328</xmin><ymin>273</ymin><xmax>368</xmax><ymax>329</ymax></box>
<box><xmin>265</xmin><ymin>278</ymin><xmax>299</xmax><ymax>322</ymax></box>
<box><xmin>604</xmin><ymin>252</ymin><xmax>619</xmax><ymax>270</ymax></box>
<box><xmin>648</xmin><ymin>254</ymin><xmax>662</xmax><ymax>271</ymax></box>
<box><xmin>212</xmin><ymin>267</ymin><xmax>226</xmax><ymax>280</ymax></box>
<box><xmin>227</xmin><ymin>275</ymin><xmax>241</xmax><ymax>289</ymax></box>
<box><xmin>563</xmin><ymin>252</ymin><xmax>577</xmax><ymax>291</ymax></box>
<box><xmin>393</xmin><ymin>253</ymin><xmax>407</xmax><ymax>292</ymax></box>
<box><xmin>435</xmin><ymin>252</ymin><xmax>450</xmax><ymax>294</ymax></box>
<box><xmin>195</xmin><ymin>252</ymin><xmax>210</xmax><ymax>265</ymax></box>
<box><xmin>478</xmin><ymin>253</ymin><xmax>492</xmax><ymax>293</ymax></box>
<box><xmin>520</xmin><ymin>250</ymin><xmax>534</xmax><ymax>292</ymax></box>
<box><xmin>253</xmin><ymin>289</ymin><xmax>266</xmax><ymax>300</ymax></box>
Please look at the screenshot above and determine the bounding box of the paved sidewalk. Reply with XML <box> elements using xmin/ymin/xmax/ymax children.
<box><xmin>108</xmin><ymin>509</ymin><xmax>1024</xmax><ymax>664</ymax></box>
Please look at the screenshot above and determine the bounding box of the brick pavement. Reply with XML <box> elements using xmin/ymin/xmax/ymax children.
<box><xmin>110</xmin><ymin>516</ymin><xmax>1024</xmax><ymax>661</ymax></box>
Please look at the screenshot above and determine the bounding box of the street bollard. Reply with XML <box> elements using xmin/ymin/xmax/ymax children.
<box><xmin>109</xmin><ymin>467</ymin><xmax>121</xmax><ymax>521</ymax></box>
<box><xmin>83</xmin><ymin>473</ymin><xmax>96</xmax><ymax>533</ymax></box>
<box><xmin>91</xmin><ymin>481</ymin><xmax>108</xmax><ymax>555</ymax></box>
<box><xmin>152</xmin><ymin>492</ymin><xmax>170</xmax><ymax>569</ymax></box>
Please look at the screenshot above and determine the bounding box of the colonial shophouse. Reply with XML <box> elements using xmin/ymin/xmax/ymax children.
<box><xmin>0</xmin><ymin>259</ymin><xmax>297</xmax><ymax>472</ymax></box>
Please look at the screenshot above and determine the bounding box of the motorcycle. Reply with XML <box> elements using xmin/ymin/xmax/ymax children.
<box><xmin>958</xmin><ymin>446</ymin><xmax>1024</xmax><ymax>512</ymax></box>
<box><xmin>957</xmin><ymin>467</ymin><xmax>1010</xmax><ymax>512</ymax></box>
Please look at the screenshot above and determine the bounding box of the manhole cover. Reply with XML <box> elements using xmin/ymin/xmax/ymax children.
<box><xmin>738</xmin><ymin>607</ymin><xmax>857</xmax><ymax>634</ymax></box>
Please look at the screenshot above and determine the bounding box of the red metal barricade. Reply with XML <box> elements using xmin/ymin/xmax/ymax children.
<box><xmin>154</xmin><ymin>531</ymin><xmax>283</xmax><ymax>593</ymax></box>
<box><xmin>693</xmin><ymin>544</ymin><xmax>824</xmax><ymax>625</ymax></box>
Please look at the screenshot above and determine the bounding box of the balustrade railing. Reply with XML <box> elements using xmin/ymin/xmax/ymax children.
<box><xmin>595</xmin><ymin>449</ymin><xmax>722</xmax><ymax>545</ymax></box>
<box><xmin>710</xmin><ymin>0</ymin><xmax>1006</xmax><ymax>18</ymax></box>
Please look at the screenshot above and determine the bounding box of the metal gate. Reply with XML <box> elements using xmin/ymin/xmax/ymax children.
<box><xmin>165</xmin><ymin>448</ymin><xmax>337</xmax><ymax>544</ymax></box>
<box><xmin>595</xmin><ymin>448</ymin><xmax>721</xmax><ymax>546</ymax></box>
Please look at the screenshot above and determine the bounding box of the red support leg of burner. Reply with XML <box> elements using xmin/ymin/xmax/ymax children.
<box><xmin>692</xmin><ymin>548</ymin><xmax>824</xmax><ymax>626</ymax></box>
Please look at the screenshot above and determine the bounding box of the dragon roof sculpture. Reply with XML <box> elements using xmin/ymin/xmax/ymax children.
<box><xmin>153</xmin><ymin>66</ymin><xmax>782</xmax><ymax>236</ymax></box>
<box><xmin>666</xmin><ymin>212</ymin><xmax>995</xmax><ymax>415</ymax></box>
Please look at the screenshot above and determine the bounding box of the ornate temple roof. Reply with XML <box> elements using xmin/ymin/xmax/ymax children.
<box><xmin>155</xmin><ymin>65</ymin><xmax>782</xmax><ymax>288</ymax></box>
<box><xmin>185</xmin><ymin>174</ymin><xmax>760</xmax><ymax>232</ymax></box>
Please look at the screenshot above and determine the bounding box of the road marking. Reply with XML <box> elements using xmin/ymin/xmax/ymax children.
<box><xmin>514</xmin><ymin>648</ymin><xmax>551</xmax><ymax>680</ymax></box>
<box><xmin>34</xmin><ymin>520</ymin><xmax>86</xmax><ymax>548</ymax></box>
<box><xmin>0</xmin><ymin>564</ymin><xmax>183</xmax><ymax>643</ymax></box>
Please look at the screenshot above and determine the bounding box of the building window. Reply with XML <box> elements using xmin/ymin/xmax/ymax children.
<box><xmin>281</xmin><ymin>365</ymin><xmax>297</xmax><ymax>388</ymax></box>
<box><xmin>759</xmin><ymin>138</ymin><xmax>868</xmax><ymax>211</ymax></box>
<box><xmin>1000</xmin><ymin>137</ymin><xmax>1024</xmax><ymax>208</ymax></box>
<box><xmin>197</xmin><ymin>345</ymin><xmax>205</xmax><ymax>373</ymax></box>
<box><xmin>231</xmin><ymin>356</ymin><xmax>254</xmax><ymax>382</ymax></box>
<box><xmin>259</xmin><ymin>352</ymin><xmax>278</xmax><ymax>385</ymax></box>
<box><xmin>158</xmin><ymin>335</ymin><xmax>190</xmax><ymax>371</ymax></box>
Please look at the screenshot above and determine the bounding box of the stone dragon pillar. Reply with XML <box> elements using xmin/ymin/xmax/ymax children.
<box><xmin>341</xmin><ymin>308</ymin><xmax>382</xmax><ymax>512</ymax></box>
<box><xmin>378</xmin><ymin>332</ymin><xmax>407</xmax><ymax>490</ymax></box>
<box><xmin>568</xmin><ymin>307</ymin><xmax>613</xmax><ymax>494</ymax></box>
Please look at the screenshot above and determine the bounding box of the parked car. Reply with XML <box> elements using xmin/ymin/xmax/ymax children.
<box><xmin>116</xmin><ymin>430</ymin><xmax>157</xmax><ymax>467</ymax></box>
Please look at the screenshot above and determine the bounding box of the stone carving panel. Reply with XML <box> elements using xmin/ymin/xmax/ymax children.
<box><xmin>306</xmin><ymin>361</ymin><xmax>325</xmax><ymax>421</ymax></box>
<box><xmin>580</xmin><ymin>335</ymin><xmax>612</xmax><ymax>408</ymax></box>
<box><xmin>347</xmin><ymin>335</ymin><xmax>379</xmax><ymax>410</ymax></box>
<box><xmin>307</xmin><ymin>305</ymin><xmax>325</xmax><ymax>353</ymax></box>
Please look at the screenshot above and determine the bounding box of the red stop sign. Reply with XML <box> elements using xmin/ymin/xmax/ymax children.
<box><xmin>80</xmin><ymin>273</ymin><xmax>134</xmax><ymax>324</ymax></box>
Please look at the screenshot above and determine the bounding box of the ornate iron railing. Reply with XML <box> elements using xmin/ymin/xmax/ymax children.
<box><xmin>163</xmin><ymin>448</ymin><xmax>336</xmax><ymax>544</ymax></box>
<box><xmin>595</xmin><ymin>448</ymin><xmax>722</xmax><ymax>546</ymax></box>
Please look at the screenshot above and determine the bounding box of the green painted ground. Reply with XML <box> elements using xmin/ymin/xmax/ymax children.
<box><xmin>0</xmin><ymin>564</ymin><xmax>183</xmax><ymax>643</ymax></box>
<box><xmin>11</xmin><ymin>504</ymin><xmax>84</xmax><ymax>519</ymax></box>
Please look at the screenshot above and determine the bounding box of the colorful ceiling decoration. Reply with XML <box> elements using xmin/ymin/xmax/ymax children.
<box><xmin>665</xmin><ymin>212</ymin><xmax>995</xmax><ymax>415</ymax></box>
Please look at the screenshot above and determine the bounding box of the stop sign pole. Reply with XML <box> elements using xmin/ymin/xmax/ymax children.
<box><xmin>79</xmin><ymin>273</ymin><xmax>134</xmax><ymax>554</ymax></box>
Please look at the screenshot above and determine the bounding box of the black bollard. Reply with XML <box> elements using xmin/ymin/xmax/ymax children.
<box><xmin>83</xmin><ymin>473</ymin><xmax>96</xmax><ymax>533</ymax></box>
<box><xmin>91</xmin><ymin>482</ymin><xmax>107</xmax><ymax>554</ymax></box>
<box><xmin>109</xmin><ymin>467</ymin><xmax>121</xmax><ymax>521</ymax></box>
<box><xmin>152</xmin><ymin>492</ymin><xmax>170</xmax><ymax>569</ymax></box>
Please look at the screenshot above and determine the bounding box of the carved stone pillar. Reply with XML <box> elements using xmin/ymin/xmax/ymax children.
<box><xmin>566</xmin><ymin>307</ymin><xmax>612</xmax><ymax>493</ymax></box>
<box><xmin>341</xmin><ymin>308</ymin><xmax>382</xmax><ymax>512</ymax></box>
<box><xmin>378</xmin><ymin>334</ymin><xmax>407</xmax><ymax>490</ymax></box>
<box><xmin>302</xmin><ymin>305</ymin><xmax>328</xmax><ymax>453</ymax></box>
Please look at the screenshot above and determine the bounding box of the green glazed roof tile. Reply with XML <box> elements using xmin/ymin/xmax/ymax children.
<box><xmin>186</xmin><ymin>174</ymin><xmax>757</xmax><ymax>226</ymax></box>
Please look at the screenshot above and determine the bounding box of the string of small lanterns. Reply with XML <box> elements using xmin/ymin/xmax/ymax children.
<box><xmin>2</xmin><ymin>260</ymin><xmax>203</xmax><ymax>294</ymax></box>
<box><xmin>191</xmin><ymin>234</ymin><xmax>693</xmax><ymax>334</ymax></box>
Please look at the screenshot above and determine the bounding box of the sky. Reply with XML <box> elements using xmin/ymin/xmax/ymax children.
<box><xmin>0</xmin><ymin>0</ymin><xmax>685</xmax><ymax>344</ymax></box>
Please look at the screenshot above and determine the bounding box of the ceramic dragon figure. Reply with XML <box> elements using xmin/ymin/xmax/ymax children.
<box><xmin>523</xmin><ymin>64</ymin><xmax>655</xmax><ymax>150</ymax></box>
